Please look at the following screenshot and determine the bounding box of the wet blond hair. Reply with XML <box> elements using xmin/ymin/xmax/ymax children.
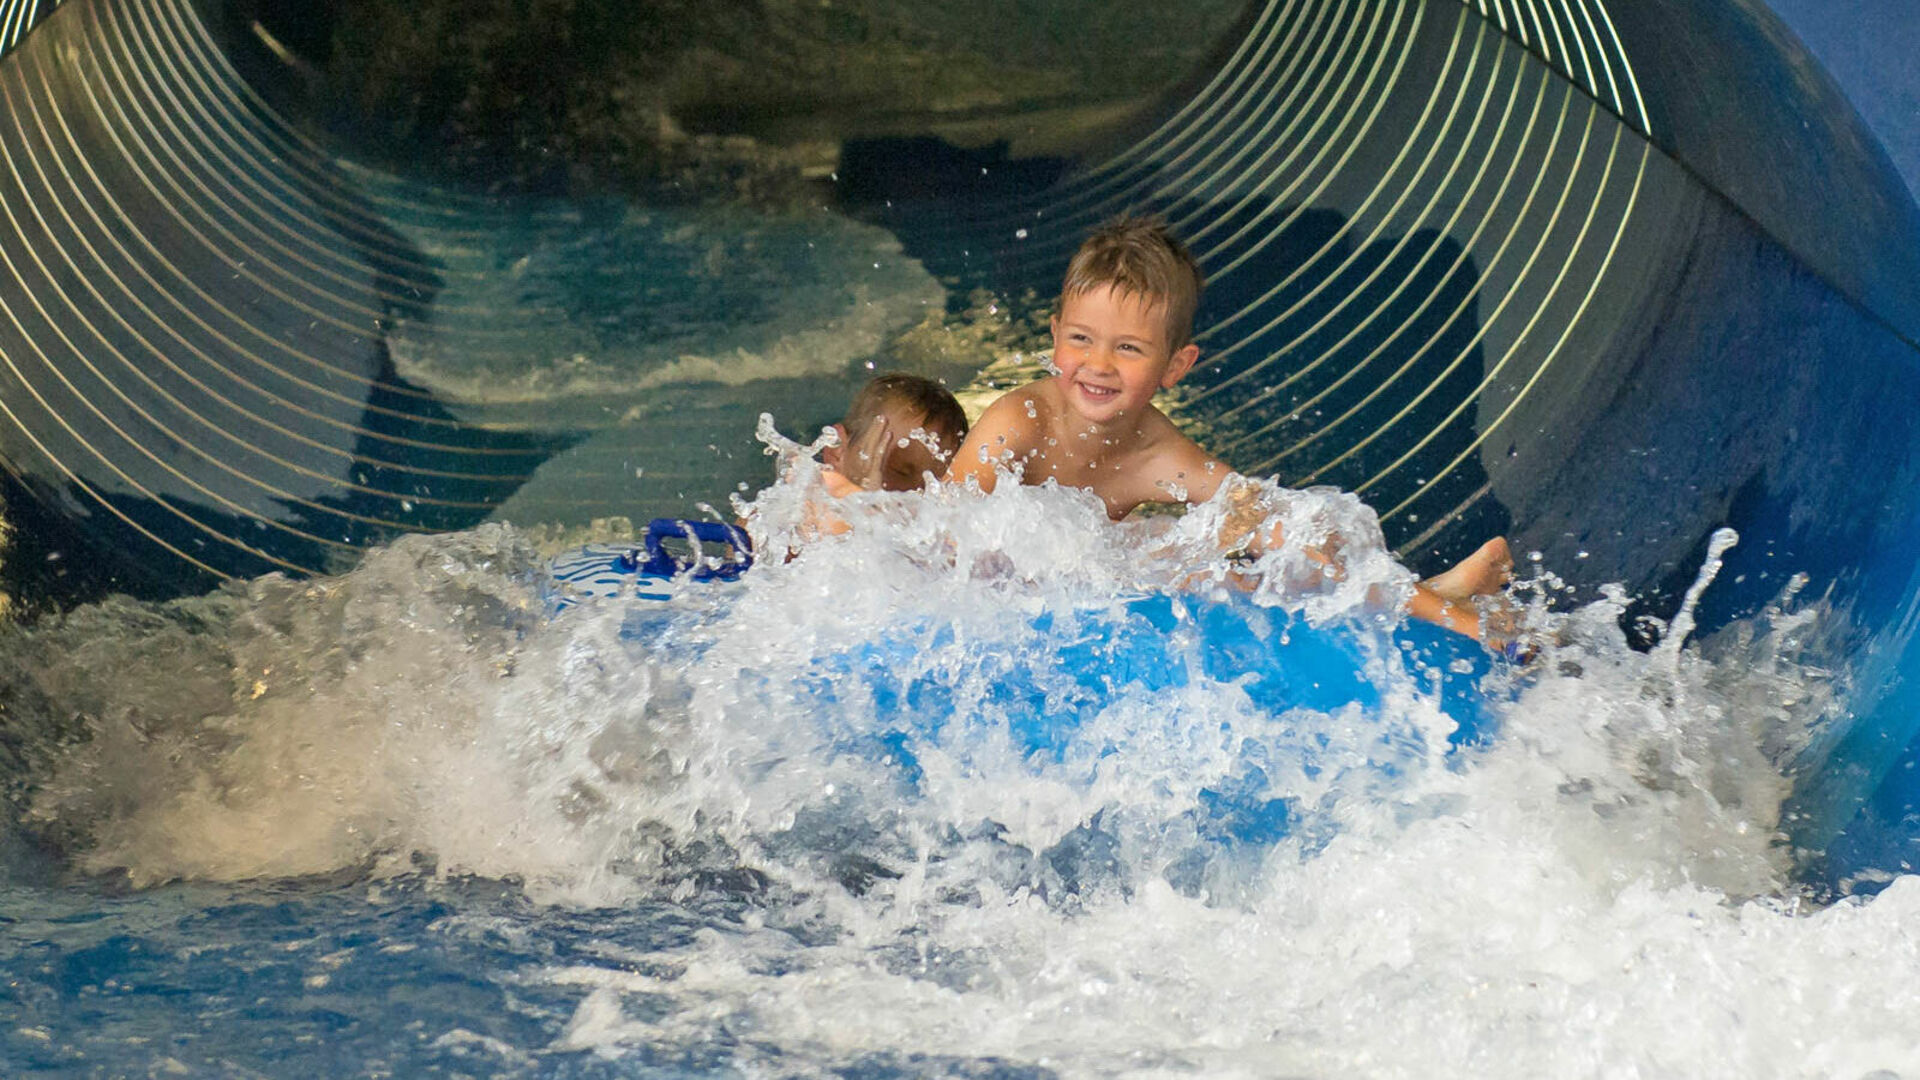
<box><xmin>1060</xmin><ymin>215</ymin><xmax>1205</xmax><ymax>349</ymax></box>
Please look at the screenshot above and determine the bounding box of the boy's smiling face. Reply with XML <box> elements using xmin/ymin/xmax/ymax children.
<box><xmin>1051</xmin><ymin>284</ymin><xmax>1199</xmax><ymax>428</ymax></box>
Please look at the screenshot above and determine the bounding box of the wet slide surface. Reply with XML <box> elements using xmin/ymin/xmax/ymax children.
<box><xmin>0</xmin><ymin>0</ymin><xmax>1918</xmax><ymax>896</ymax></box>
<box><xmin>5</xmin><ymin>3</ymin><xmax>1920</xmax><ymax>1075</ymax></box>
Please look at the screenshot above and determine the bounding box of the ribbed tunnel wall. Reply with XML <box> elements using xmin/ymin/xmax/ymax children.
<box><xmin>0</xmin><ymin>0</ymin><xmax>566</xmax><ymax>589</ymax></box>
<box><xmin>2</xmin><ymin>0</ymin><xmax>1920</xmax><ymax>885</ymax></box>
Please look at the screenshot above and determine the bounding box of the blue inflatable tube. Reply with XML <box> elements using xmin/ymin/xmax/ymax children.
<box><xmin>835</xmin><ymin>596</ymin><xmax>1500</xmax><ymax>755</ymax></box>
<box><xmin>821</xmin><ymin>595</ymin><xmax>1506</xmax><ymax>847</ymax></box>
<box><xmin>544</xmin><ymin>521</ymin><xmax>1509</xmax><ymax>846</ymax></box>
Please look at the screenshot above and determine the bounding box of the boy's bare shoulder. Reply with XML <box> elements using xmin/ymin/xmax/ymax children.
<box><xmin>975</xmin><ymin>382</ymin><xmax>1058</xmax><ymax>443</ymax></box>
<box><xmin>1129</xmin><ymin>408</ymin><xmax>1231</xmax><ymax>504</ymax></box>
<box><xmin>949</xmin><ymin>380</ymin><xmax>1057</xmax><ymax>483</ymax></box>
<box><xmin>984</xmin><ymin>380</ymin><xmax>1061</xmax><ymax>419</ymax></box>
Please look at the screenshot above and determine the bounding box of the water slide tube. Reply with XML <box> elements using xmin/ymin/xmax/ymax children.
<box><xmin>0</xmin><ymin>0</ymin><xmax>1916</xmax><ymax>887</ymax></box>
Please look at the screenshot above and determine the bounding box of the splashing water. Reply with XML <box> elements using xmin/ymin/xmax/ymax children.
<box><xmin>1</xmin><ymin>456</ymin><xmax>1916</xmax><ymax>1077</ymax></box>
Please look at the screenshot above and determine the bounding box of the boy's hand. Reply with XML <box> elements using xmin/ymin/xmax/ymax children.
<box><xmin>820</xmin><ymin>468</ymin><xmax>864</xmax><ymax>499</ymax></box>
<box><xmin>832</xmin><ymin>417</ymin><xmax>894</xmax><ymax>493</ymax></box>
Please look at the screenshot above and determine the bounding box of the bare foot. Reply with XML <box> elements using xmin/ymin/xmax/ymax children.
<box><xmin>1423</xmin><ymin>537</ymin><xmax>1512</xmax><ymax>602</ymax></box>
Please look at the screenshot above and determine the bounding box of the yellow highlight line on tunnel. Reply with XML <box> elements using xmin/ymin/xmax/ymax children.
<box><xmin>3</xmin><ymin>73</ymin><xmax>525</xmax><ymax>515</ymax></box>
<box><xmin>1362</xmin><ymin>109</ymin><xmax>1620</xmax><ymax>508</ymax></box>
<box><xmin>1280</xmin><ymin>85</ymin><xmax>1579</xmax><ymax>486</ymax></box>
<box><xmin>1194</xmin><ymin>6</ymin><xmax>1487</xmax><ymax>415</ymax></box>
<box><xmin>1219</xmin><ymin>24</ymin><xmax>1532</xmax><ymax>459</ymax></box>
<box><xmin>1182</xmin><ymin>0</ymin><xmax>1422</xmax><ymax>344</ymax></box>
<box><xmin>1590</xmin><ymin>0</ymin><xmax>1650</xmax><ymax>133</ymax></box>
<box><xmin>1240</xmin><ymin>50</ymin><xmax>1545</xmax><ymax>470</ymax></box>
<box><xmin>1519</xmin><ymin>0</ymin><xmax>1551</xmax><ymax>61</ymax></box>
<box><xmin>26</xmin><ymin>50</ymin><xmax>548</xmax><ymax>455</ymax></box>
<box><xmin>1176</xmin><ymin>0</ymin><xmax>1399</xmax><ymax>255</ymax></box>
<box><xmin>1386</xmin><ymin>137</ymin><xmax>1649</xmax><ymax>538</ymax></box>
<box><xmin>1550</xmin><ymin>0</ymin><xmax>1594</xmax><ymax>107</ymax></box>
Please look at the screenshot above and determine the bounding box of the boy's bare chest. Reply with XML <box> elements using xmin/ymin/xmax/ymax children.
<box><xmin>1024</xmin><ymin>437</ymin><xmax>1157</xmax><ymax>514</ymax></box>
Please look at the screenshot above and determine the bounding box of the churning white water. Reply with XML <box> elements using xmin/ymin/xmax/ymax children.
<box><xmin>5</xmin><ymin>444</ymin><xmax>1918</xmax><ymax>1077</ymax></box>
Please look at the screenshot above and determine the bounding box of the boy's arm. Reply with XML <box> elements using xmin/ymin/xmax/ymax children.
<box><xmin>1176</xmin><ymin>448</ymin><xmax>1496</xmax><ymax>645</ymax></box>
<box><xmin>1150</xmin><ymin>430</ymin><xmax>1232</xmax><ymax>507</ymax></box>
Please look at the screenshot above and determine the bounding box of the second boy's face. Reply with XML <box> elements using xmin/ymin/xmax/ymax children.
<box><xmin>875</xmin><ymin>407</ymin><xmax>956</xmax><ymax>492</ymax></box>
<box><xmin>1050</xmin><ymin>285</ymin><xmax>1199</xmax><ymax>427</ymax></box>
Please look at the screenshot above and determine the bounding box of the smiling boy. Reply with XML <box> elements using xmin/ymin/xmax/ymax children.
<box><xmin>948</xmin><ymin>217</ymin><xmax>1219</xmax><ymax>520</ymax></box>
<box><xmin>947</xmin><ymin>216</ymin><xmax>1511</xmax><ymax>640</ymax></box>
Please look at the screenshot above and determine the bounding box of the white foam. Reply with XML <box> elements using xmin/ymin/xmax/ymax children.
<box><xmin>11</xmin><ymin>463</ymin><xmax>1914</xmax><ymax>1074</ymax></box>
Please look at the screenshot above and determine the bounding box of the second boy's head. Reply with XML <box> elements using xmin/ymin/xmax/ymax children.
<box><xmin>829</xmin><ymin>373</ymin><xmax>969</xmax><ymax>491</ymax></box>
<box><xmin>1052</xmin><ymin>216</ymin><xmax>1206</xmax><ymax>423</ymax></box>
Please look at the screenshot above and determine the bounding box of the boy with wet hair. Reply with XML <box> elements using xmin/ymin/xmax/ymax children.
<box><xmin>946</xmin><ymin>215</ymin><xmax>1511</xmax><ymax>639</ymax></box>
<box><xmin>822</xmin><ymin>372</ymin><xmax>969</xmax><ymax>495</ymax></box>
<box><xmin>948</xmin><ymin>215</ymin><xmax>1211</xmax><ymax>519</ymax></box>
